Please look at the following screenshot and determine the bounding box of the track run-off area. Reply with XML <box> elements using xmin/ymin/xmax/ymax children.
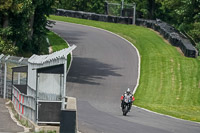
<box><xmin>51</xmin><ymin>21</ymin><xmax>200</xmax><ymax>133</ymax></box>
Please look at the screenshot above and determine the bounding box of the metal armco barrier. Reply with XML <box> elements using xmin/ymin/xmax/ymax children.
<box><xmin>13</xmin><ymin>88</ymin><xmax>24</xmax><ymax>115</ymax></box>
<box><xmin>12</xmin><ymin>85</ymin><xmax>36</xmax><ymax>122</ymax></box>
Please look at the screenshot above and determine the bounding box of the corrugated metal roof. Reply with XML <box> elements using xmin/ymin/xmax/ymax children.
<box><xmin>28</xmin><ymin>45</ymin><xmax>76</xmax><ymax>64</ymax></box>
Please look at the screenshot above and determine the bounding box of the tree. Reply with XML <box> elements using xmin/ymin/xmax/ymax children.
<box><xmin>0</xmin><ymin>36</ymin><xmax>18</xmax><ymax>55</ymax></box>
<box><xmin>59</xmin><ymin>0</ymin><xmax>105</xmax><ymax>14</ymax></box>
<box><xmin>31</xmin><ymin>0</ymin><xmax>58</xmax><ymax>54</ymax></box>
<box><xmin>0</xmin><ymin>0</ymin><xmax>21</xmax><ymax>55</ymax></box>
<box><xmin>0</xmin><ymin>0</ymin><xmax>12</xmax><ymax>28</ymax></box>
<box><xmin>0</xmin><ymin>0</ymin><xmax>58</xmax><ymax>55</ymax></box>
<box><xmin>155</xmin><ymin>0</ymin><xmax>200</xmax><ymax>45</ymax></box>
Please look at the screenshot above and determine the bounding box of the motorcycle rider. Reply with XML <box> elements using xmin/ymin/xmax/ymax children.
<box><xmin>121</xmin><ymin>88</ymin><xmax>135</xmax><ymax>111</ymax></box>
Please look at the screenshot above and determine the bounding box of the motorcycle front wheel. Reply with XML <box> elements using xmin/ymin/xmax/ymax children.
<box><xmin>123</xmin><ymin>105</ymin><xmax>128</xmax><ymax>116</ymax></box>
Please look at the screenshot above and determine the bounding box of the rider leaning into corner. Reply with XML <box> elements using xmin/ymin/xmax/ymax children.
<box><xmin>121</xmin><ymin>88</ymin><xmax>135</xmax><ymax>111</ymax></box>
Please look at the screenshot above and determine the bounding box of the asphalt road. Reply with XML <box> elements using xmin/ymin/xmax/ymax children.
<box><xmin>0</xmin><ymin>98</ymin><xmax>24</xmax><ymax>132</ymax></box>
<box><xmin>51</xmin><ymin>21</ymin><xmax>200</xmax><ymax>133</ymax></box>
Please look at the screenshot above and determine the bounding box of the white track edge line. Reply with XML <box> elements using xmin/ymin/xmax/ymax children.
<box><xmin>133</xmin><ymin>105</ymin><xmax>200</xmax><ymax>124</ymax></box>
<box><xmin>53</xmin><ymin>20</ymin><xmax>200</xmax><ymax>124</ymax></box>
<box><xmin>53</xmin><ymin>20</ymin><xmax>141</xmax><ymax>94</ymax></box>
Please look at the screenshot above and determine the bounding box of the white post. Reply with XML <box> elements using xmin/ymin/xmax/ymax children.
<box><xmin>3</xmin><ymin>63</ymin><xmax>7</xmax><ymax>99</ymax></box>
<box><xmin>17</xmin><ymin>57</ymin><xmax>24</xmax><ymax>85</ymax></box>
<box><xmin>121</xmin><ymin>0</ymin><xmax>124</xmax><ymax>16</ymax></box>
<box><xmin>0</xmin><ymin>54</ymin><xmax>4</xmax><ymax>96</ymax></box>
<box><xmin>36</xmin><ymin>73</ymin><xmax>39</xmax><ymax>124</ymax></box>
<box><xmin>0</xmin><ymin>62</ymin><xmax>1</xmax><ymax>96</ymax></box>
<box><xmin>62</xmin><ymin>60</ymin><xmax>67</xmax><ymax>110</ymax></box>
<box><xmin>18</xmin><ymin>73</ymin><xmax>20</xmax><ymax>84</ymax></box>
<box><xmin>133</xmin><ymin>3</ymin><xmax>136</xmax><ymax>25</ymax></box>
<box><xmin>3</xmin><ymin>55</ymin><xmax>10</xmax><ymax>99</ymax></box>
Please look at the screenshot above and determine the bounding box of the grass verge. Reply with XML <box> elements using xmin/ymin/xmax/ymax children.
<box><xmin>49</xmin><ymin>15</ymin><xmax>200</xmax><ymax>122</ymax></box>
<box><xmin>47</xmin><ymin>31</ymin><xmax>71</xmax><ymax>69</ymax></box>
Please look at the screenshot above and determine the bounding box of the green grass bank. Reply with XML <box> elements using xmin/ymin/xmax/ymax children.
<box><xmin>47</xmin><ymin>31</ymin><xmax>71</xmax><ymax>69</ymax></box>
<box><xmin>49</xmin><ymin>15</ymin><xmax>200</xmax><ymax>122</ymax></box>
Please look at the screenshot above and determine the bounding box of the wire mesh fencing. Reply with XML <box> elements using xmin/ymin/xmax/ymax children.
<box><xmin>105</xmin><ymin>1</ymin><xmax>136</xmax><ymax>24</ymax></box>
<box><xmin>0</xmin><ymin>54</ymin><xmax>28</xmax><ymax>99</ymax></box>
<box><xmin>107</xmin><ymin>3</ymin><xmax>121</xmax><ymax>16</ymax></box>
<box><xmin>123</xmin><ymin>4</ymin><xmax>134</xmax><ymax>17</ymax></box>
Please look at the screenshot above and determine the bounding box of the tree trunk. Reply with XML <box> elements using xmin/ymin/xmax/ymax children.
<box><xmin>148</xmin><ymin>0</ymin><xmax>156</xmax><ymax>19</ymax></box>
<box><xmin>29</xmin><ymin>14</ymin><xmax>35</xmax><ymax>39</ymax></box>
<box><xmin>3</xmin><ymin>15</ymin><xmax>9</xmax><ymax>28</ymax></box>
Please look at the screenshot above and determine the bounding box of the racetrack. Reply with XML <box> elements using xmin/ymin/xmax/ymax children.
<box><xmin>51</xmin><ymin>21</ymin><xmax>200</xmax><ymax>133</ymax></box>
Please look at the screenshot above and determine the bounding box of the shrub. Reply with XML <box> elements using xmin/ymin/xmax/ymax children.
<box><xmin>196</xmin><ymin>42</ymin><xmax>200</xmax><ymax>55</ymax></box>
<box><xmin>188</xmin><ymin>23</ymin><xmax>200</xmax><ymax>43</ymax></box>
<box><xmin>0</xmin><ymin>36</ymin><xmax>18</xmax><ymax>55</ymax></box>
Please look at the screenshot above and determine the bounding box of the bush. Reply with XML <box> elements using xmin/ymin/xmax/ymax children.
<box><xmin>0</xmin><ymin>36</ymin><xmax>18</xmax><ymax>55</ymax></box>
<box><xmin>178</xmin><ymin>22</ymin><xmax>200</xmax><ymax>48</ymax></box>
<box><xmin>188</xmin><ymin>23</ymin><xmax>200</xmax><ymax>43</ymax></box>
<box><xmin>196</xmin><ymin>42</ymin><xmax>200</xmax><ymax>55</ymax></box>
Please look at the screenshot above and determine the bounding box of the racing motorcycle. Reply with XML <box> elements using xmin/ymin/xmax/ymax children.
<box><xmin>121</xmin><ymin>94</ymin><xmax>133</xmax><ymax>116</ymax></box>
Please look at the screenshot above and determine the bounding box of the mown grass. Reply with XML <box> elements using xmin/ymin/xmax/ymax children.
<box><xmin>47</xmin><ymin>31</ymin><xmax>68</xmax><ymax>51</ymax></box>
<box><xmin>49</xmin><ymin>15</ymin><xmax>200</xmax><ymax>122</ymax></box>
<box><xmin>47</xmin><ymin>31</ymin><xmax>71</xmax><ymax>69</ymax></box>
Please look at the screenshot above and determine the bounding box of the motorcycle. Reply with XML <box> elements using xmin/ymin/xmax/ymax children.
<box><xmin>121</xmin><ymin>95</ymin><xmax>132</xmax><ymax>116</ymax></box>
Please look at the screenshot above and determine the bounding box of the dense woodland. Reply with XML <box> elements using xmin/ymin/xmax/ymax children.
<box><xmin>0</xmin><ymin>0</ymin><xmax>200</xmax><ymax>55</ymax></box>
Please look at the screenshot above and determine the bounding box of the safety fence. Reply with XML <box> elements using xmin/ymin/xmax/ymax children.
<box><xmin>105</xmin><ymin>1</ymin><xmax>136</xmax><ymax>18</ymax></box>
<box><xmin>54</xmin><ymin>9</ymin><xmax>198</xmax><ymax>58</ymax></box>
<box><xmin>106</xmin><ymin>2</ymin><xmax>121</xmax><ymax>16</ymax></box>
<box><xmin>12</xmin><ymin>85</ymin><xmax>36</xmax><ymax>122</ymax></box>
<box><xmin>0</xmin><ymin>54</ymin><xmax>28</xmax><ymax>99</ymax></box>
<box><xmin>0</xmin><ymin>47</ymin><xmax>77</xmax><ymax>129</ymax></box>
<box><xmin>55</xmin><ymin>9</ymin><xmax>134</xmax><ymax>24</ymax></box>
<box><xmin>0</xmin><ymin>54</ymin><xmax>36</xmax><ymax>122</ymax></box>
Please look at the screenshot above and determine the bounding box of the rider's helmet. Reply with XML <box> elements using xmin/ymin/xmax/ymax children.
<box><xmin>126</xmin><ymin>88</ymin><xmax>131</xmax><ymax>95</ymax></box>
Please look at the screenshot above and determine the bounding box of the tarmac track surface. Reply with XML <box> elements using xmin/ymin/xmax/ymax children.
<box><xmin>51</xmin><ymin>21</ymin><xmax>200</xmax><ymax>133</ymax></box>
<box><xmin>0</xmin><ymin>98</ymin><xmax>24</xmax><ymax>132</ymax></box>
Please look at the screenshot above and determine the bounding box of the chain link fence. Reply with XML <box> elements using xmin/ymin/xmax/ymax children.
<box><xmin>107</xmin><ymin>2</ymin><xmax>121</xmax><ymax>16</ymax></box>
<box><xmin>123</xmin><ymin>4</ymin><xmax>135</xmax><ymax>17</ymax></box>
<box><xmin>105</xmin><ymin>1</ymin><xmax>136</xmax><ymax>24</ymax></box>
<box><xmin>0</xmin><ymin>54</ymin><xmax>28</xmax><ymax>99</ymax></box>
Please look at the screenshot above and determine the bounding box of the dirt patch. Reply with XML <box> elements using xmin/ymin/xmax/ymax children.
<box><xmin>175</xmin><ymin>47</ymin><xmax>184</xmax><ymax>56</ymax></box>
<box><xmin>48</xmin><ymin>46</ymin><xmax>53</xmax><ymax>54</ymax></box>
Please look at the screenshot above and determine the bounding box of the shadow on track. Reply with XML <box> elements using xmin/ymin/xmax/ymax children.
<box><xmin>67</xmin><ymin>57</ymin><xmax>122</xmax><ymax>85</ymax></box>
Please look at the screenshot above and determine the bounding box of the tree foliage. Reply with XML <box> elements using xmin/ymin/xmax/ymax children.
<box><xmin>0</xmin><ymin>0</ymin><xmax>58</xmax><ymax>56</ymax></box>
<box><xmin>59</xmin><ymin>0</ymin><xmax>105</xmax><ymax>14</ymax></box>
<box><xmin>59</xmin><ymin>0</ymin><xmax>200</xmax><ymax>45</ymax></box>
<box><xmin>0</xmin><ymin>36</ymin><xmax>18</xmax><ymax>55</ymax></box>
<box><xmin>0</xmin><ymin>0</ymin><xmax>200</xmax><ymax>55</ymax></box>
